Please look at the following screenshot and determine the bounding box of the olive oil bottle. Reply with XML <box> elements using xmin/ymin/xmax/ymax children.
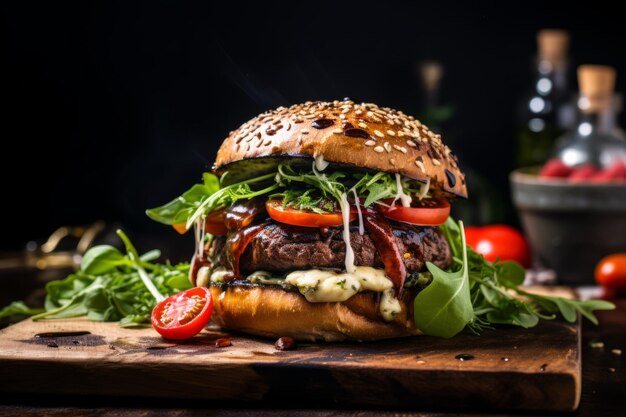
<box><xmin>516</xmin><ymin>30</ymin><xmax>574</xmax><ymax>168</ymax></box>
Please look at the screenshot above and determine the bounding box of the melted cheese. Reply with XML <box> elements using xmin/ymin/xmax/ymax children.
<box><xmin>285</xmin><ymin>267</ymin><xmax>401</xmax><ymax>321</ymax></box>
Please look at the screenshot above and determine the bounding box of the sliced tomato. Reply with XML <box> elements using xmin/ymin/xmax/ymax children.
<box><xmin>378</xmin><ymin>199</ymin><xmax>450</xmax><ymax>226</ymax></box>
<box><xmin>266</xmin><ymin>198</ymin><xmax>355</xmax><ymax>228</ymax></box>
<box><xmin>151</xmin><ymin>287</ymin><xmax>213</xmax><ymax>340</ymax></box>
<box><xmin>172</xmin><ymin>209</ymin><xmax>227</xmax><ymax>236</ymax></box>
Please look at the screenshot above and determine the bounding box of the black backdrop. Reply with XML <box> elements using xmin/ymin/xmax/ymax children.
<box><xmin>3</xmin><ymin>0</ymin><xmax>626</xmax><ymax>253</ymax></box>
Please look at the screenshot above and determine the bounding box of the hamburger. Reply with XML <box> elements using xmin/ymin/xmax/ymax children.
<box><xmin>147</xmin><ymin>100</ymin><xmax>467</xmax><ymax>341</ymax></box>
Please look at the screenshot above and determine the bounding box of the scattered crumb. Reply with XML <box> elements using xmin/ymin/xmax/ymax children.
<box><xmin>611</xmin><ymin>349</ymin><xmax>622</xmax><ymax>356</ymax></box>
<box><xmin>416</xmin><ymin>360</ymin><xmax>426</xmax><ymax>365</ymax></box>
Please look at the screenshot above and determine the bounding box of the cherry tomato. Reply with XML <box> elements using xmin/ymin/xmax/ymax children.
<box><xmin>464</xmin><ymin>225</ymin><xmax>530</xmax><ymax>267</ymax></box>
<box><xmin>172</xmin><ymin>209</ymin><xmax>227</xmax><ymax>236</ymax></box>
<box><xmin>266</xmin><ymin>198</ymin><xmax>355</xmax><ymax>228</ymax></box>
<box><xmin>595</xmin><ymin>254</ymin><xmax>626</xmax><ymax>291</ymax></box>
<box><xmin>151</xmin><ymin>287</ymin><xmax>213</xmax><ymax>340</ymax></box>
<box><xmin>378</xmin><ymin>199</ymin><xmax>450</xmax><ymax>226</ymax></box>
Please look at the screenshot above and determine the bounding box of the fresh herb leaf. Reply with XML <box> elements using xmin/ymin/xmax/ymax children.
<box><xmin>0</xmin><ymin>232</ymin><xmax>193</xmax><ymax>326</ymax></box>
<box><xmin>0</xmin><ymin>301</ymin><xmax>44</xmax><ymax>319</ymax></box>
<box><xmin>413</xmin><ymin>221</ymin><xmax>474</xmax><ymax>338</ymax></box>
<box><xmin>437</xmin><ymin>218</ymin><xmax>615</xmax><ymax>336</ymax></box>
<box><xmin>80</xmin><ymin>245</ymin><xmax>125</xmax><ymax>275</ymax></box>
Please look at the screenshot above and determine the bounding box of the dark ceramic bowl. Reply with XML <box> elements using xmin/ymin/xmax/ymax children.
<box><xmin>510</xmin><ymin>168</ymin><xmax>626</xmax><ymax>286</ymax></box>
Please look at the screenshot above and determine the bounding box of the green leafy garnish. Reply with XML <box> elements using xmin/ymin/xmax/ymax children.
<box><xmin>0</xmin><ymin>231</ymin><xmax>191</xmax><ymax>327</ymax></box>
<box><xmin>413</xmin><ymin>221</ymin><xmax>473</xmax><ymax>338</ymax></box>
<box><xmin>0</xmin><ymin>302</ymin><xmax>44</xmax><ymax>320</ymax></box>
<box><xmin>414</xmin><ymin>218</ymin><xmax>615</xmax><ymax>337</ymax></box>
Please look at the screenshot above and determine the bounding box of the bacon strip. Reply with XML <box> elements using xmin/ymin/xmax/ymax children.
<box><xmin>363</xmin><ymin>214</ymin><xmax>407</xmax><ymax>294</ymax></box>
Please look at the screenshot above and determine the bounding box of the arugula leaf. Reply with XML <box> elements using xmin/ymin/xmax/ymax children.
<box><xmin>1</xmin><ymin>232</ymin><xmax>193</xmax><ymax>325</ymax></box>
<box><xmin>437</xmin><ymin>218</ymin><xmax>615</xmax><ymax>336</ymax></box>
<box><xmin>414</xmin><ymin>221</ymin><xmax>474</xmax><ymax>338</ymax></box>
<box><xmin>146</xmin><ymin>183</ymin><xmax>214</xmax><ymax>225</ymax></box>
<box><xmin>0</xmin><ymin>301</ymin><xmax>44</xmax><ymax>319</ymax></box>
<box><xmin>80</xmin><ymin>245</ymin><xmax>125</xmax><ymax>275</ymax></box>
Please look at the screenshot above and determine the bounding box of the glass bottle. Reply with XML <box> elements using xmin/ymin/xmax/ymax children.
<box><xmin>516</xmin><ymin>30</ymin><xmax>574</xmax><ymax>168</ymax></box>
<box><xmin>555</xmin><ymin>65</ymin><xmax>626</xmax><ymax>168</ymax></box>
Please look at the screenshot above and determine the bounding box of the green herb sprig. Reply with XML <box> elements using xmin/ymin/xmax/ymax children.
<box><xmin>0</xmin><ymin>231</ymin><xmax>191</xmax><ymax>327</ymax></box>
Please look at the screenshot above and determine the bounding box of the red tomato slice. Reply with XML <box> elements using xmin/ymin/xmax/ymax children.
<box><xmin>378</xmin><ymin>199</ymin><xmax>450</xmax><ymax>226</ymax></box>
<box><xmin>266</xmin><ymin>199</ymin><xmax>355</xmax><ymax>228</ymax></box>
<box><xmin>172</xmin><ymin>209</ymin><xmax>227</xmax><ymax>236</ymax></box>
<box><xmin>464</xmin><ymin>225</ymin><xmax>530</xmax><ymax>267</ymax></box>
<box><xmin>595</xmin><ymin>254</ymin><xmax>626</xmax><ymax>291</ymax></box>
<box><xmin>151</xmin><ymin>287</ymin><xmax>213</xmax><ymax>340</ymax></box>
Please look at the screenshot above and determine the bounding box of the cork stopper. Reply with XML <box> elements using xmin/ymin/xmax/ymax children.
<box><xmin>537</xmin><ymin>29</ymin><xmax>569</xmax><ymax>65</ymax></box>
<box><xmin>577</xmin><ymin>65</ymin><xmax>617</xmax><ymax>112</ymax></box>
<box><xmin>420</xmin><ymin>61</ymin><xmax>443</xmax><ymax>92</ymax></box>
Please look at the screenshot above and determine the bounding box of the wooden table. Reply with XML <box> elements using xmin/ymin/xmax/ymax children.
<box><xmin>0</xmin><ymin>298</ymin><xmax>624</xmax><ymax>417</ymax></box>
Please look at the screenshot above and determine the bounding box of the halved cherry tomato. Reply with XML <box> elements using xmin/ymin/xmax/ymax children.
<box><xmin>595</xmin><ymin>254</ymin><xmax>626</xmax><ymax>292</ymax></box>
<box><xmin>378</xmin><ymin>199</ymin><xmax>450</xmax><ymax>226</ymax></box>
<box><xmin>464</xmin><ymin>225</ymin><xmax>530</xmax><ymax>267</ymax></box>
<box><xmin>266</xmin><ymin>198</ymin><xmax>355</xmax><ymax>228</ymax></box>
<box><xmin>151</xmin><ymin>287</ymin><xmax>213</xmax><ymax>340</ymax></box>
<box><xmin>172</xmin><ymin>209</ymin><xmax>227</xmax><ymax>236</ymax></box>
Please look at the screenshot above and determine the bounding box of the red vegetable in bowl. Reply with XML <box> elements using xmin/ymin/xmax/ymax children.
<box><xmin>539</xmin><ymin>158</ymin><xmax>626</xmax><ymax>182</ymax></box>
<box><xmin>539</xmin><ymin>159</ymin><xmax>574</xmax><ymax>178</ymax></box>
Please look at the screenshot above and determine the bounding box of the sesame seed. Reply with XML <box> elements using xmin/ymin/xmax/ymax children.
<box><xmin>294</xmin><ymin>118</ymin><xmax>303</xmax><ymax>124</ymax></box>
<box><xmin>415</xmin><ymin>160</ymin><xmax>426</xmax><ymax>173</ymax></box>
<box><xmin>372</xmin><ymin>116</ymin><xmax>383</xmax><ymax>123</ymax></box>
<box><xmin>374</xmin><ymin>130</ymin><xmax>384</xmax><ymax>138</ymax></box>
<box><xmin>406</xmin><ymin>140</ymin><xmax>416</xmax><ymax>147</ymax></box>
<box><xmin>393</xmin><ymin>145</ymin><xmax>407</xmax><ymax>153</ymax></box>
<box><xmin>339</xmin><ymin>114</ymin><xmax>346</xmax><ymax>119</ymax></box>
<box><xmin>342</xmin><ymin>108</ymin><xmax>350</xmax><ymax>114</ymax></box>
<box><xmin>358</xmin><ymin>122</ymin><xmax>368</xmax><ymax>129</ymax></box>
<box><xmin>432</xmin><ymin>158</ymin><xmax>441</xmax><ymax>166</ymax></box>
<box><xmin>374</xmin><ymin>146</ymin><xmax>384</xmax><ymax>153</ymax></box>
<box><xmin>332</xmin><ymin>128</ymin><xmax>343</xmax><ymax>134</ymax></box>
<box><xmin>612</xmin><ymin>349</ymin><xmax>622</xmax><ymax>356</ymax></box>
<box><xmin>301</xmin><ymin>129</ymin><xmax>310</xmax><ymax>134</ymax></box>
<box><xmin>384</xmin><ymin>142</ymin><xmax>391</xmax><ymax>152</ymax></box>
<box><xmin>389</xmin><ymin>158</ymin><xmax>396</xmax><ymax>165</ymax></box>
<box><xmin>263</xmin><ymin>139</ymin><xmax>271</xmax><ymax>146</ymax></box>
<box><xmin>367</xmin><ymin>111</ymin><xmax>374</xmax><ymax>117</ymax></box>
<box><xmin>365</xmin><ymin>140</ymin><xmax>376</xmax><ymax>146</ymax></box>
<box><xmin>387</xmin><ymin>130</ymin><xmax>396</xmax><ymax>136</ymax></box>
<box><xmin>397</xmin><ymin>131</ymin><xmax>404</xmax><ymax>137</ymax></box>
<box><xmin>355</xmin><ymin>109</ymin><xmax>363</xmax><ymax>115</ymax></box>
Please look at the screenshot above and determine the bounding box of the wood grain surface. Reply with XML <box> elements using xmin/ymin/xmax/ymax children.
<box><xmin>0</xmin><ymin>316</ymin><xmax>580</xmax><ymax>412</ymax></box>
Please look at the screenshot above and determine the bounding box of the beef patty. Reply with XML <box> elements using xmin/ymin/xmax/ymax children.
<box><xmin>213</xmin><ymin>220</ymin><xmax>451</xmax><ymax>273</ymax></box>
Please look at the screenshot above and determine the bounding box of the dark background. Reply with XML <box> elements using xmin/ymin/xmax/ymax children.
<box><xmin>2</xmin><ymin>0</ymin><xmax>626</xmax><ymax>256</ymax></box>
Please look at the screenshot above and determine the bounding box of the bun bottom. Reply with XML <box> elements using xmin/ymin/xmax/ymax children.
<box><xmin>209</xmin><ymin>284</ymin><xmax>420</xmax><ymax>342</ymax></box>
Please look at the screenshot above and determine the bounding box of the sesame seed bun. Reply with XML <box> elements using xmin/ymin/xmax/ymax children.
<box><xmin>209</xmin><ymin>283</ymin><xmax>421</xmax><ymax>342</ymax></box>
<box><xmin>214</xmin><ymin>100</ymin><xmax>467</xmax><ymax>198</ymax></box>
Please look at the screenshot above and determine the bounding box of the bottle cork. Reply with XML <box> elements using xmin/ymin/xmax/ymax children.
<box><xmin>420</xmin><ymin>61</ymin><xmax>443</xmax><ymax>92</ymax></box>
<box><xmin>537</xmin><ymin>29</ymin><xmax>570</xmax><ymax>65</ymax></box>
<box><xmin>577</xmin><ymin>65</ymin><xmax>617</xmax><ymax>112</ymax></box>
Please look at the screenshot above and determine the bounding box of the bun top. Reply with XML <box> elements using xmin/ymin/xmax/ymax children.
<box><xmin>214</xmin><ymin>100</ymin><xmax>467</xmax><ymax>198</ymax></box>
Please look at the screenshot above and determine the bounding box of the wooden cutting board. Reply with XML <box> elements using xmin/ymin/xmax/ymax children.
<box><xmin>0</xmin><ymin>316</ymin><xmax>580</xmax><ymax>412</ymax></box>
